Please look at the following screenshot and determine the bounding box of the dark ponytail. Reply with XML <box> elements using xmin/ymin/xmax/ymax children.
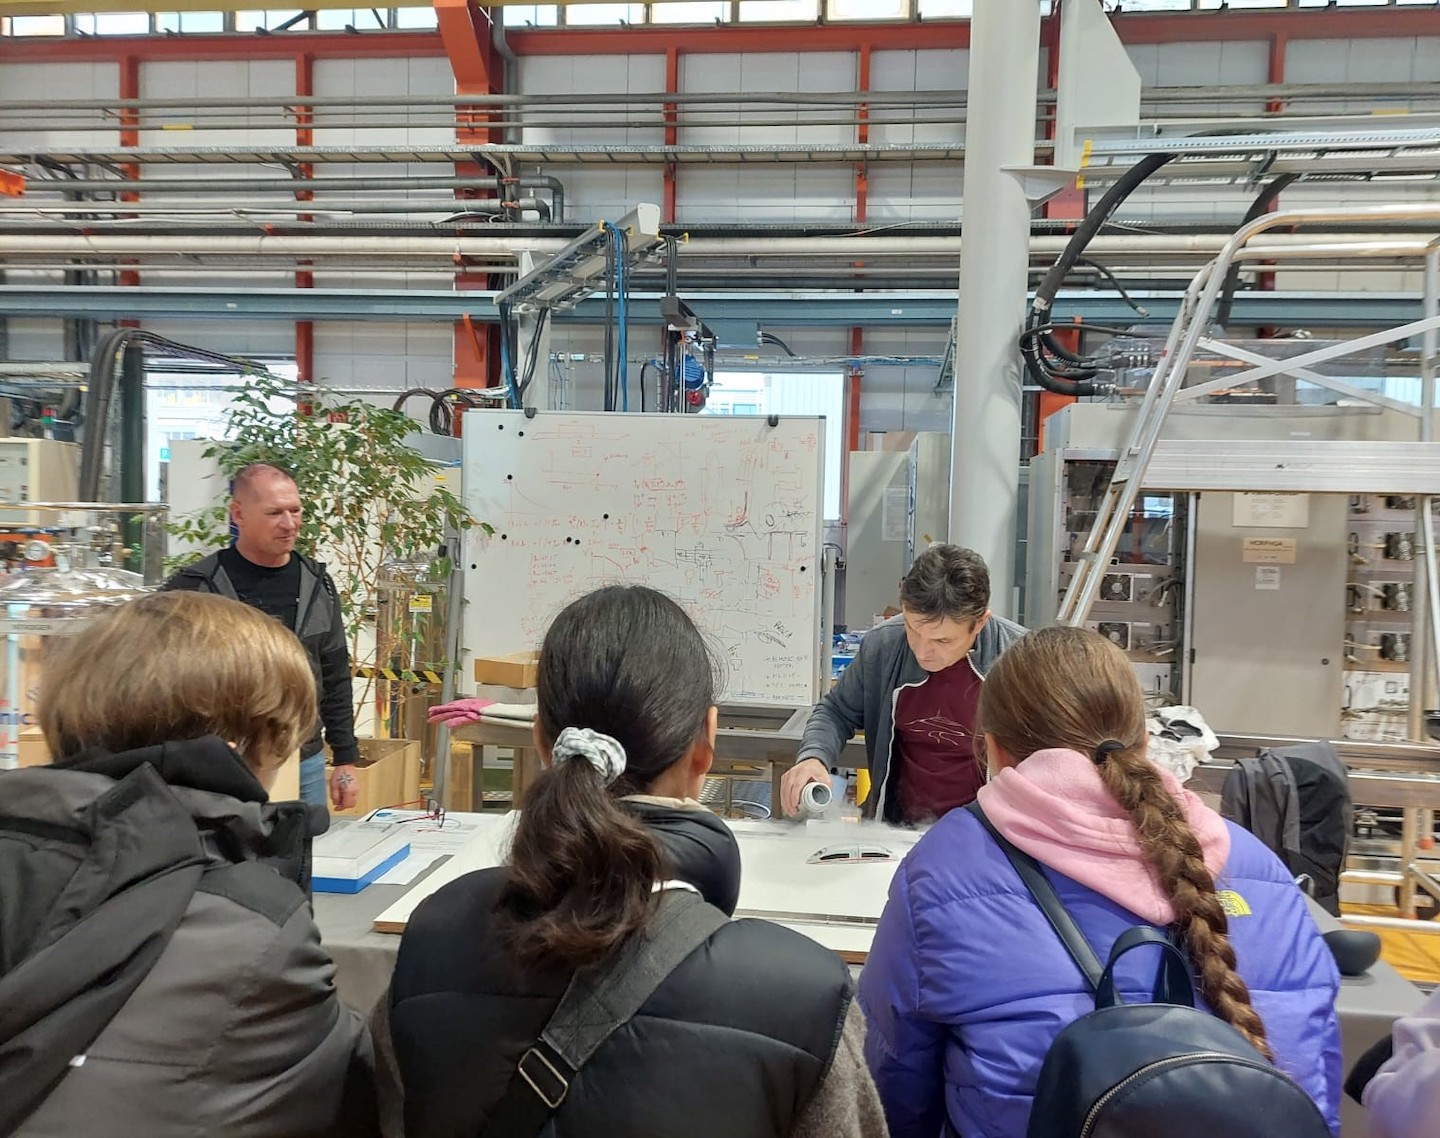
<box><xmin>498</xmin><ymin>585</ymin><xmax>717</xmax><ymax>970</ymax></box>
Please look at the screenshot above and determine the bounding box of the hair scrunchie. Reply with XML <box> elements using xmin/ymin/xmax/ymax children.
<box><xmin>1092</xmin><ymin>739</ymin><xmax>1127</xmax><ymax>765</ymax></box>
<box><xmin>551</xmin><ymin>727</ymin><xmax>628</xmax><ymax>786</ymax></box>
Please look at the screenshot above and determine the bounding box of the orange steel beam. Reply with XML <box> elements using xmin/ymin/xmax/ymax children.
<box><xmin>508</xmin><ymin>22</ymin><xmax>969</xmax><ymax>56</ymax></box>
<box><xmin>855</xmin><ymin>43</ymin><xmax>870</xmax><ymax>226</ymax></box>
<box><xmin>1040</xmin><ymin>7</ymin><xmax>1082</xmax><ymax>221</ymax></box>
<box><xmin>1036</xmin><ymin>323</ymin><xmax>1082</xmax><ymax>454</ymax></box>
<box><xmin>504</xmin><ymin>8</ymin><xmax>1438</xmax><ymax>57</ymax></box>
<box><xmin>437</xmin><ymin>0</ymin><xmax>502</xmax><ymax>393</ymax></box>
<box><xmin>6</xmin><ymin>9</ymin><xmax>1436</xmax><ymax>66</ymax></box>
<box><xmin>663</xmin><ymin>45</ymin><xmax>679</xmax><ymax>224</ymax></box>
<box><xmin>295</xmin><ymin>51</ymin><xmax>315</xmax><ymax>386</ymax></box>
<box><xmin>435</xmin><ymin>0</ymin><xmax>495</xmax><ymax>94</ymax></box>
<box><xmin>118</xmin><ymin>53</ymin><xmax>140</xmax><ymax>290</ymax></box>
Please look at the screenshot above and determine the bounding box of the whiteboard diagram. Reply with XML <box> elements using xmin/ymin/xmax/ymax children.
<box><xmin>461</xmin><ymin>410</ymin><xmax>826</xmax><ymax>706</ymax></box>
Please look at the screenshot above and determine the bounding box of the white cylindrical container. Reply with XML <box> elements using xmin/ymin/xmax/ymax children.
<box><xmin>797</xmin><ymin>779</ymin><xmax>833</xmax><ymax>820</ymax></box>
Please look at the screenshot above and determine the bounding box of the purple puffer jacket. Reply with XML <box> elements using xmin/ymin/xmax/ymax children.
<box><xmin>858</xmin><ymin>810</ymin><xmax>1342</xmax><ymax>1138</ymax></box>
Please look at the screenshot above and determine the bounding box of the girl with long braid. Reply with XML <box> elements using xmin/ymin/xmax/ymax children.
<box><xmin>859</xmin><ymin>625</ymin><xmax>1342</xmax><ymax>1138</ymax></box>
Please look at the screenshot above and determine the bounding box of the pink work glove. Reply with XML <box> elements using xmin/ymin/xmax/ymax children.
<box><xmin>427</xmin><ymin>698</ymin><xmax>496</xmax><ymax>727</ymax></box>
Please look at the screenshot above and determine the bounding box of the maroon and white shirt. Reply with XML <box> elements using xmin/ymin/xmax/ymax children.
<box><xmin>894</xmin><ymin>656</ymin><xmax>985</xmax><ymax>824</ymax></box>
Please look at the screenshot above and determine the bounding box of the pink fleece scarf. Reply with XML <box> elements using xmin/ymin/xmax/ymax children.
<box><xmin>974</xmin><ymin>747</ymin><xmax>1232</xmax><ymax>925</ymax></box>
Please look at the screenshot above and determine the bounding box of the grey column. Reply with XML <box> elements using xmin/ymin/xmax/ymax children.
<box><xmin>948</xmin><ymin>0</ymin><xmax>1042</xmax><ymax>619</ymax></box>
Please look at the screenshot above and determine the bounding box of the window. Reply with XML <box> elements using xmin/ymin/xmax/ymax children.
<box><xmin>4</xmin><ymin>15</ymin><xmax>66</xmax><ymax>35</ymax></box>
<box><xmin>828</xmin><ymin>0</ymin><xmax>909</xmax><ymax>17</ymax></box>
<box><xmin>564</xmin><ymin>3</ymin><xmax>646</xmax><ymax>23</ymax></box>
<box><xmin>394</xmin><ymin>6</ymin><xmax>440</xmax><ymax>28</ymax></box>
<box><xmin>917</xmin><ymin>0</ymin><xmax>970</xmax><ymax>15</ymax></box>
<box><xmin>91</xmin><ymin>11</ymin><xmax>152</xmax><ymax>33</ymax></box>
<box><xmin>316</xmin><ymin>8</ymin><xmax>387</xmax><ymax>29</ymax></box>
<box><xmin>154</xmin><ymin>11</ymin><xmax>225</xmax><ymax>32</ymax></box>
<box><xmin>146</xmin><ymin>362</ymin><xmax>298</xmax><ymax>501</ymax></box>
<box><xmin>737</xmin><ymin>0</ymin><xmax>820</xmax><ymax>20</ymax></box>
<box><xmin>503</xmin><ymin>4</ymin><xmax>560</xmax><ymax>24</ymax></box>
<box><xmin>235</xmin><ymin>9</ymin><xmax>305</xmax><ymax>31</ymax></box>
<box><xmin>1092</xmin><ymin>0</ymin><xmax>1193</xmax><ymax>9</ymax></box>
<box><xmin>704</xmin><ymin>371</ymin><xmax>845</xmax><ymax>520</ymax></box>
<box><xmin>652</xmin><ymin>1</ymin><xmax>731</xmax><ymax>21</ymax></box>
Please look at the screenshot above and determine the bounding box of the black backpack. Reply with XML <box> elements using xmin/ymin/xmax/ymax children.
<box><xmin>1222</xmin><ymin>741</ymin><xmax>1352</xmax><ymax>916</ymax></box>
<box><xmin>965</xmin><ymin>803</ymin><xmax>1331</xmax><ymax>1138</ymax></box>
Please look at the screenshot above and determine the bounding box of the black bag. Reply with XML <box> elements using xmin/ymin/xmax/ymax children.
<box><xmin>1221</xmin><ymin>741</ymin><xmax>1351</xmax><ymax>916</ymax></box>
<box><xmin>478</xmin><ymin>888</ymin><xmax>726</xmax><ymax>1138</ymax></box>
<box><xmin>965</xmin><ymin>803</ymin><xmax>1330</xmax><ymax>1138</ymax></box>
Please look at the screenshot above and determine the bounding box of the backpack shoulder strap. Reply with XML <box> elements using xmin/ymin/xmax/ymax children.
<box><xmin>479</xmin><ymin>889</ymin><xmax>727</xmax><ymax>1138</ymax></box>
<box><xmin>964</xmin><ymin>802</ymin><xmax>1103</xmax><ymax>992</ymax></box>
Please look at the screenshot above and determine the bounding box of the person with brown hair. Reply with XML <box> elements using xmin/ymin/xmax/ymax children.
<box><xmin>782</xmin><ymin>544</ymin><xmax>1024</xmax><ymax>823</ymax></box>
<box><xmin>0</xmin><ymin>591</ymin><xmax>375</xmax><ymax>1138</ymax></box>
<box><xmin>858</xmin><ymin>625</ymin><xmax>1341</xmax><ymax>1138</ymax></box>
<box><xmin>377</xmin><ymin>585</ymin><xmax>888</xmax><ymax>1138</ymax></box>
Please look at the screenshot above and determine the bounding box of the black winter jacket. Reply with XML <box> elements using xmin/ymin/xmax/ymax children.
<box><xmin>163</xmin><ymin>550</ymin><xmax>360</xmax><ymax>764</ymax></box>
<box><xmin>0</xmin><ymin>736</ymin><xmax>375</xmax><ymax>1137</ymax></box>
<box><xmin>387</xmin><ymin>803</ymin><xmax>854</xmax><ymax>1138</ymax></box>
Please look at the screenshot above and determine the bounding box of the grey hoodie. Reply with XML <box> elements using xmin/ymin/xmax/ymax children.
<box><xmin>798</xmin><ymin>613</ymin><xmax>1026</xmax><ymax>821</ymax></box>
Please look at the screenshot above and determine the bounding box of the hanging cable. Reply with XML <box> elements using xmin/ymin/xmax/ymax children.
<box><xmin>619</xmin><ymin>226</ymin><xmax>631</xmax><ymax>412</ymax></box>
<box><xmin>601</xmin><ymin>224</ymin><xmax>617</xmax><ymax>411</ymax></box>
<box><xmin>1072</xmin><ymin>257</ymin><xmax>1149</xmax><ymax>317</ymax></box>
<box><xmin>1020</xmin><ymin>152</ymin><xmax>1175</xmax><ymax>397</ymax></box>
<box><xmin>758</xmin><ymin>330</ymin><xmax>797</xmax><ymax>357</ymax></box>
<box><xmin>515</xmin><ymin>308</ymin><xmax>550</xmax><ymax>407</ymax></box>
<box><xmin>639</xmin><ymin>360</ymin><xmax>654</xmax><ymax>414</ymax></box>
<box><xmin>1215</xmin><ymin>172</ymin><xmax>1300</xmax><ymax>330</ymax></box>
<box><xmin>497</xmin><ymin>302</ymin><xmax>519</xmax><ymax>409</ymax></box>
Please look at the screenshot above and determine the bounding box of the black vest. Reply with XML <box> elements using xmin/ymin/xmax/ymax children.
<box><xmin>387</xmin><ymin>808</ymin><xmax>853</xmax><ymax>1138</ymax></box>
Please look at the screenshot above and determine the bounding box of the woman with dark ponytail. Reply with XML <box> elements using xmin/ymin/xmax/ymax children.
<box><xmin>378</xmin><ymin>585</ymin><xmax>889</xmax><ymax>1138</ymax></box>
<box><xmin>859</xmin><ymin>625</ymin><xmax>1341</xmax><ymax>1138</ymax></box>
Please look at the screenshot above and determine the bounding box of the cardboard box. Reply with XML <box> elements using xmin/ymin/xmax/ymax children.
<box><xmin>16</xmin><ymin>733</ymin><xmax>50</xmax><ymax>768</ymax></box>
<box><xmin>473</xmin><ymin>652</ymin><xmax>539</xmax><ymax>689</ymax></box>
<box><xmin>330</xmin><ymin>737</ymin><xmax>422</xmax><ymax>818</ymax></box>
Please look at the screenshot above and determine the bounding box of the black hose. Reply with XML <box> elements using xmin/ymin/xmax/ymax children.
<box><xmin>1021</xmin><ymin>152</ymin><xmax>1175</xmax><ymax>398</ymax></box>
<box><xmin>81</xmin><ymin>328</ymin><xmax>279</xmax><ymax>499</ymax></box>
<box><xmin>516</xmin><ymin>308</ymin><xmax>549</xmax><ymax>406</ymax></box>
<box><xmin>1074</xmin><ymin>257</ymin><xmax>1149</xmax><ymax>317</ymax></box>
<box><xmin>1030</xmin><ymin>153</ymin><xmax>1175</xmax><ymax>323</ymax></box>
<box><xmin>759</xmin><ymin>330</ymin><xmax>797</xmax><ymax>357</ymax></box>
<box><xmin>1215</xmin><ymin>172</ymin><xmax>1300</xmax><ymax>330</ymax></box>
<box><xmin>603</xmin><ymin>232</ymin><xmax>616</xmax><ymax>411</ymax></box>
<box><xmin>639</xmin><ymin>360</ymin><xmax>654</xmax><ymax>413</ymax></box>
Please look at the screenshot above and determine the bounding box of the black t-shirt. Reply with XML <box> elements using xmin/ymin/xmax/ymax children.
<box><xmin>218</xmin><ymin>545</ymin><xmax>302</xmax><ymax>632</ymax></box>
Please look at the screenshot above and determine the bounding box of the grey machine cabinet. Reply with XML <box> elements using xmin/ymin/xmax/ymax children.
<box><xmin>844</xmin><ymin>433</ymin><xmax>950</xmax><ymax>632</ymax></box>
<box><xmin>1189</xmin><ymin>491</ymin><xmax>1348</xmax><ymax>737</ymax></box>
<box><xmin>1027</xmin><ymin>403</ymin><xmax>1421</xmax><ymax>736</ymax></box>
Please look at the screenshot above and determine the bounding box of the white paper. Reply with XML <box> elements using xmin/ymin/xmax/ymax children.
<box><xmin>362</xmin><ymin>808</ymin><xmax>498</xmax><ymax>852</ymax></box>
<box><xmin>373</xmin><ymin>851</ymin><xmax>444</xmax><ymax>886</ymax></box>
<box><xmin>1233</xmin><ymin>492</ymin><xmax>1310</xmax><ymax>529</ymax></box>
<box><xmin>881</xmin><ymin>486</ymin><xmax>908</xmax><ymax>542</ymax></box>
<box><xmin>1255</xmin><ymin>566</ymin><xmax>1282</xmax><ymax>591</ymax></box>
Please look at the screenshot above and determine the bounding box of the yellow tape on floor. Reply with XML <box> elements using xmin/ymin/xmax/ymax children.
<box><xmin>1342</xmin><ymin>903</ymin><xmax>1440</xmax><ymax>985</ymax></box>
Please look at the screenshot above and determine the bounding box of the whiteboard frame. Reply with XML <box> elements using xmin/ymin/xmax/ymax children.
<box><xmin>460</xmin><ymin>409</ymin><xmax>827</xmax><ymax>708</ymax></box>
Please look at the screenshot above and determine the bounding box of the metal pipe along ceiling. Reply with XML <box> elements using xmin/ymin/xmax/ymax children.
<box><xmin>0</xmin><ymin>232</ymin><xmax>1430</xmax><ymax>262</ymax></box>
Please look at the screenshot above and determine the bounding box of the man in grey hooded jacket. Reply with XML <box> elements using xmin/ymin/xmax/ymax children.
<box><xmin>781</xmin><ymin>544</ymin><xmax>1024</xmax><ymax>824</ymax></box>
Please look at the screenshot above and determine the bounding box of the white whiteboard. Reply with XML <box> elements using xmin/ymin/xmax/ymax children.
<box><xmin>461</xmin><ymin>410</ymin><xmax>825</xmax><ymax>706</ymax></box>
